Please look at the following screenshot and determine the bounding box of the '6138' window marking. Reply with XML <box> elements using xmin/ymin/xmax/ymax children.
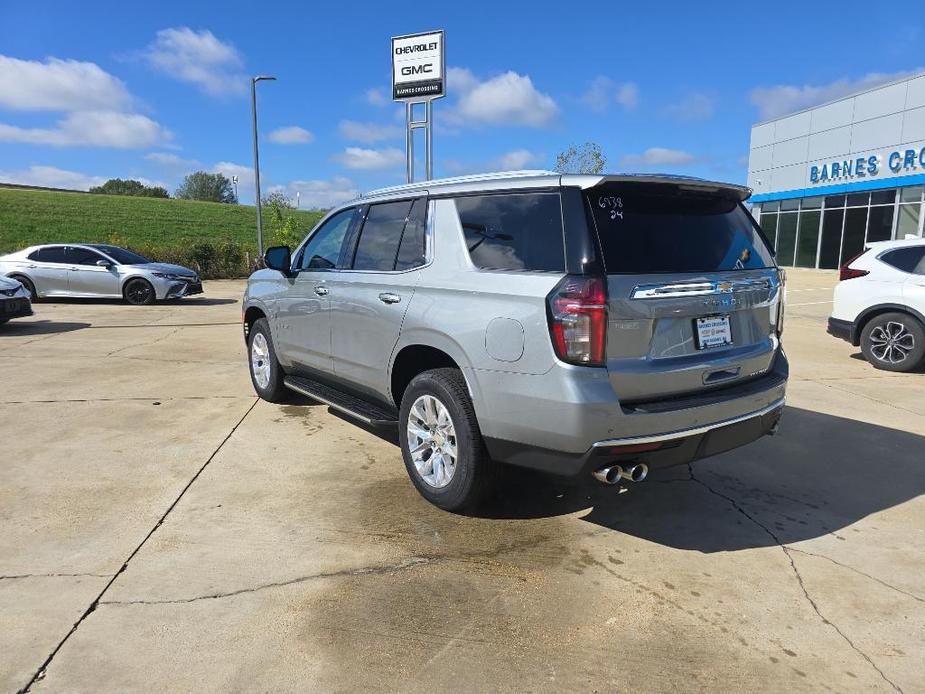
<box><xmin>598</xmin><ymin>195</ymin><xmax>623</xmax><ymax>221</ymax></box>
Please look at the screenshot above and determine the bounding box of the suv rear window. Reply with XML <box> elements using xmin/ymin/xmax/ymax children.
<box><xmin>456</xmin><ymin>192</ymin><xmax>564</xmax><ymax>271</ymax></box>
<box><xmin>880</xmin><ymin>246</ymin><xmax>925</xmax><ymax>274</ymax></box>
<box><xmin>585</xmin><ymin>184</ymin><xmax>775</xmax><ymax>274</ymax></box>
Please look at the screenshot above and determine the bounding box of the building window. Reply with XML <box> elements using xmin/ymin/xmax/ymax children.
<box><xmin>842</xmin><ymin>207</ymin><xmax>867</xmax><ymax>265</ymax></box>
<box><xmin>776</xmin><ymin>212</ymin><xmax>798</xmax><ymax>266</ymax></box>
<box><xmin>819</xmin><ymin>209</ymin><xmax>844</xmax><ymax>269</ymax></box>
<box><xmin>796</xmin><ymin>210</ymin><xmax>821</xmax><ymax>267</ymax></box>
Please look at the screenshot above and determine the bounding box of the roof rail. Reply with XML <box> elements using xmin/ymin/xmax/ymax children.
<box><xmin>357</xmin><ymin>169</ymin><xmax>558</xmax><ymax>199</ymax></box>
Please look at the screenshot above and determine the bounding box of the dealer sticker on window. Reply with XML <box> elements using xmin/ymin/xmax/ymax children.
<box><xmin>695</xmin><ymin>315</ymin><xmax>733</xmax><ymax>349</ymax></box>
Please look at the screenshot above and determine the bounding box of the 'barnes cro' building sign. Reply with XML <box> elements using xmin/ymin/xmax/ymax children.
<box><xmin>810</xmin><ymin>146</ymin><xmax>925</xmax><ymax>185</ymax></box>
<box><xmin>392</xmin><ymin>31</ymin><xmax>445</xmax><ymax>101</ymax></box>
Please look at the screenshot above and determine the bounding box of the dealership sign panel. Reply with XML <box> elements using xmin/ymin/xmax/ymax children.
<box><xmin>392</xmin><ymin>31</ymin><xmax>445</xmax><ymax>101</ymax></box>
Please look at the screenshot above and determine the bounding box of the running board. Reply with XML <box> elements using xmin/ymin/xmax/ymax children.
<box><xmin>283</xmin><ymin>375</ymin><xmax>398</xmax><ymax>426</ymax></box>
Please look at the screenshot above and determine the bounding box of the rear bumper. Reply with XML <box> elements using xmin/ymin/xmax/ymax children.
<box><xmin>827</xmin><ymin>316</ymin><xmax>854</xmax><ymax>344</ymax></box>
<box><xmin>486</xmin><ymin>398</ymin><xmax>784</xmax><ymax>477</ymax></box>
<box><xmin>478</xmin><ymin>349</ymin><xmax>788</xmax><ymax>476</ymax></box>
<box><xmin>0</xmin><ymin>296</ymin><xmax>33</xmax><ymax>319</ymax></box>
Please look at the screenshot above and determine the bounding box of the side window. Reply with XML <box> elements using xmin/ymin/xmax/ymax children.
<box><xmin>31</xmin><ymin>247</ymin><xmax>68</xmax><ymax>263</ymax></box>
<box><xmin>298</xmin><ymin>208</ymin><xmax>355</xmax><ymax>271</ymax></box>
<box><xmin>352</xmin><ymin>200</ymin><xmax>413</xmax><ymax>271</ymax></box>
<box><xmin>66</xmin><ymin>247</ymin><xmax>105</xmax><ymax>266</ymax></box>
<box><xmin>455</xmin><ymin>192</ymin><xmax>565</xmax><ymax>271</ymax></box>
<box><xmin>395</xmin><ymin>198</ymin><xmax>428</xmax><ymax>270</ymax></box>
<box><xmin>881</xmin><ymin>247</ymin><xmax>925</xmax><ymax>275</ymax></box>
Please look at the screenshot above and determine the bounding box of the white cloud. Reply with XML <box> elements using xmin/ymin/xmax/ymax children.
<box><xmin>338</xmin><ymin>120</ymin><xmax>402</xmax><ymax>143</ymax></box>
<box><xmin>140</xmin><ymin>27</ymin><xmax>246</xmax><ymax>97</ymax></box>
<box><xmin>0</xmin><ymin>165</ymin><xmax>108</xmax><ymax>191</ymax></box>
<box><xmin>620</xmin><ymin>147</ymin><xmax>696</xmax><ymax>167</ymax></box>
<box><xmin>750</xmin><ymin>69</ymin><xmax>924</xmax><ymax>120</ymax></box>
<box><xmin>0</xmin><ymin>110</ymin><xmax>171</xmax><ymax>148</ymax></box>
<box><xmin>332</xmin><ymin>146</ymin><xmax>405</xmax><ymax>170</ymax></box>
<box><xmin>447</xmin><ymin>67</ymin><xmax>558</xmax><ymax>128</ymax></box>
<box><xmin>365</xmin><ymin>88</ymin><xmax>388</xmax><ymax>106</ymax></box>
<box><xmin>270</xmin><ymin>177</ymin><xmax>359</xmax><ymax>209</ymax></box>
<box><xmin>581</xmin><ymin>77</ymin><xmax>638</xmax><ymax>113</ymax></box>
<box><xmin>0</xmin><ymin>55</ymin><xmax>132</xmax><ymax>112</ymax></box>
<box><xmin>616</xmin><ymin>82</ymin><xmax>639</xmax><ymax>110</ymax></box>
<box><xmin>665</xmin><ymin>93</ymin><xmax>715</xmax><ymax>122</ymax></box>
<box><xmin>144</xmin><ymin>152</ymin><xmax>201</xmax><ymax>170</ymax></box>
<box><xmin>443</xmin><ymin>149</ymin><xmax>544</xmax><ymax>175</ymax></box>
<box><xmin>268</xmin><ymin>126</ymin><xmax>314</xmax><ymax>145</ymax></box>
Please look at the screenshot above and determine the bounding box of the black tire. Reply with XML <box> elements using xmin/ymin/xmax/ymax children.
<box><xmin>247</xmin><ymin>318</ymin><xmax>289</xmax><ymax>403</ymax></box>
<box><xmin>123</xmin><ymin>278</ymin><xmax>155</xmax><ymax>305</ymax></box>
<box><xmin>860</xmin><ymin>311</ymin><xmax>925</xmax><ymax>373</ymax></box>
<box><xmin>398</xmin><ymin>368</ymin><xmax>494</xmax><ymax>512</ymax></box>
<box><xmin>10</xmin><ymin>275</ymin><xmax>37</xmax><ymax>302</ymax></box>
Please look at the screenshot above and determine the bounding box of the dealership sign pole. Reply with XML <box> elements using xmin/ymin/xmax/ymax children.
<box><xmin>392</xmin><ymin>30</ymin><xmax>445</xmax><ymax>183</ymax></box>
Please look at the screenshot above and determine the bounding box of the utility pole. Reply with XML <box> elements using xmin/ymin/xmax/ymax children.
<box><xmin>250</xmin><ymin>75</ymin><xmax>276</xmax><ymax>257</ymax></box>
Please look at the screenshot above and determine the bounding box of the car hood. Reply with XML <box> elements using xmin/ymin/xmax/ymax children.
<box><xmin>0</xmin><ymin>275</ymin><xmax>23</xmax><ymax>290</ymax></box>
<box><xmin>128</xmin><ymin>262</ymin><xmax>198</xmax><ymax>278</ymax></box>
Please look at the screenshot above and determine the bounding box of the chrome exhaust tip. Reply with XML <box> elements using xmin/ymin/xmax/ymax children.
<box><xmin>619</xmin><ymin>463</ymin><xmax>649</xmax><ymax>483</ymax></box>
<box><xmin>592</xmin><ymin>464</ymin><xmax>624</xmax><ymax>485</ymax></box>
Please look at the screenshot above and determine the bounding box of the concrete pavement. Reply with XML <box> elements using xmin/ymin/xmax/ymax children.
<box><xmin>1</xmin><ymin>274</ymin><xmax>922</xmax><ymax>693</ymax></box>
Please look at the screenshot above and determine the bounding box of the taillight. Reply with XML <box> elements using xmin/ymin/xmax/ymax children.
<box><xmin>547</xmin><ymin>276</ymin><xmax>607</xmax><ymax>367</ymax></box>
<box><xmin>776</xmin><ymin>268</ymin><xmax>786</xmax><ymax>337</ymax></box>
<box><xmin>839</xmin><ymin>251</ymin><xmax>870</xmax><ymax>281</ymax></box>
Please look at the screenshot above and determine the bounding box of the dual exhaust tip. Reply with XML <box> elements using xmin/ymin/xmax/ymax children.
<box><xmin>593</xmin><ymin>463</ymin><xmax>649</xmax><ymax>485</ymax></box>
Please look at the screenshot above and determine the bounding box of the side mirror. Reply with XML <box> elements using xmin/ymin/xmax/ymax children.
<box><xmin>264</xmin><ymin>246</ymin><xmax>292</xmax><ymax>274</ymax></box>
<box><xmin>96</xmin><ymin>258</ymin><xmax>113</xmax><ymax>268</ymax></box>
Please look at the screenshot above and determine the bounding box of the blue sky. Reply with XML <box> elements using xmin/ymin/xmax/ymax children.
<box><xmin>1</xmin><ymin>1</ymin><xmax>923</xmax><ymax>207</ymax></box>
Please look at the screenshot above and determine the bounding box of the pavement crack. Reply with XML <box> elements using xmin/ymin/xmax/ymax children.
<box><xmin>688</xmin><ymin>464</ymin><xmax>904</xmax><ymax>694</ymax></box>
<box><xmin>98</xmin><ymin>557</ymin><xmax>436</xmax><ymax>606</ymax></box>
<box><xmin>105</xmin><ymin>326</ymin><xmax>182</xmax><ymax>357</ymax></box>
<box><xmin>0</xmin><ymin>572</ymin><xmax>114</xmax><ymax>581</ymax></box>
<box><xmin>16</xmin><ymin>398</ymin><xmax>258</xmax><ymax>694</ymax></box>
<box><xmin>785</xmin><ymin>547</ymin><xmax>925</xmax><ymax>604</ymax></box>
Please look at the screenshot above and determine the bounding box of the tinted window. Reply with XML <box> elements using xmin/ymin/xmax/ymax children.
<box><xmin>91</xmin><ymin>245</ymin><xmax>151</xmax><ymax>264</ymax></box>
<box><xmin>586</xmin><ymin>185</ymin><xmax>775</xmax><ymax>273</ymax></box>
<box><xmin>66</xmin><ymin>247</ymin><xmax>105</xmax><ymax>266</ymax></box>
<box><xmin>456</xmin><ymin>193</ymin><xmax>564</xmax><ymax>271</ymax></box>
<box><xmin>870</xmin><ymin>189</ymin><xmax>896</xmax><ymax>206</ymax></box>
<box><xmin>298</xmin><ymin>208</ymin><xmax>355</xmax><ymax>271</ymax></box>
<box><xmin>30</xmin><ymin>247</ymin><xmax>68</xmax><ymax>263</ymax></box>
<box><xmin>352</xmin><ymin>201</ymin><xmax>412</xmax><ymax>271</ymax></box>
<box><xmin>881</xmin><ymin>247</ymin><xmax>925</xmax><ymax>274</ymax></box>
<box><xmin>395</xmin><ymin>198</ymin><xmax>427</xmax><ymax>270</ymax></box>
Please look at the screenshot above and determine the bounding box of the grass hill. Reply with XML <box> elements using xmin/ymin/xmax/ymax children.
<box><xmin>0</xmin><ymin>186</ymin><xmax>325</xmax><ymax>253</ymax></box>
<box><xmin>0</xmin><ymin>186</ymin><xmax>326</xmax><ymax>277</ymax></box>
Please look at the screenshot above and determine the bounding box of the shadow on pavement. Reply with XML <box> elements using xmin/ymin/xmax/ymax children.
<box><xmin>0</xmin><ymin>319</ymin><xmax>90</xmax><ymax>336</ymax></box>
<box><xmin>37</xmin><ymin>297</ymin><xmax>238</xmax><ymax>306</ymax></box>
<box><xmin>471</xmin><ymin>406</ymin><xmax>925</xmax><ymax>552</ymax></box>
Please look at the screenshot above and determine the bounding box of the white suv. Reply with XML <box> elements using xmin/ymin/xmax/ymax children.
<box><xmin>828</xmin><ymin>238</ymin><xmax>925</xmax><ymax>371</ymax></box>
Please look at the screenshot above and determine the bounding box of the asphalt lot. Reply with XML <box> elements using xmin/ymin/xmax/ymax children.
<box><xmin>1</xmin><ymin>269</ymin><xmax>923</xmax><ymax>693</ymax></box>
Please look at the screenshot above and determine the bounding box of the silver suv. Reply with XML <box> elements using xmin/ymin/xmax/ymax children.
<box><xmin>243</xmin><ymin>171</ymin><xmax>787</xmax><ymax>510</ymax></box>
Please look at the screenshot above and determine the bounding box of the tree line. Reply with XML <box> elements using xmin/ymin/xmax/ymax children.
<box><xmin>90</xmin><ymin>171</ymin><xmax>237</xmax><ymax>203</ymax></box>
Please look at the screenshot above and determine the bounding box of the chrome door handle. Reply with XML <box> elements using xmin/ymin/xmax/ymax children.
<box><xmin>314</xmin><ymin>286</ymin><xmax>329</xmax><ymax>296</ymax></box>
<box><xmin>69</xmin><ymin>267</ymin><xmax>80</xmax><ymax>271</ymax></box>
<box><xmin>378</xmin><ymin>292</ymin><xmax>401</xmax><ymax>304</ymax></box>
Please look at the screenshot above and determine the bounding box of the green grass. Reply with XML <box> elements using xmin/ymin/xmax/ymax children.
<box><xmin>0</xmin><ymin>187</ymin><xmax>325</xmax><ymax>254</ymax></box>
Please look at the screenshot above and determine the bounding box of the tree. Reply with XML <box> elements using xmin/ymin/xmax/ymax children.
<box><xmin>89</xmin><ymin>178</ymin><xmax>169</xmax><ymax>198</ymax></box>
<box><xmin>554</xmin><ymin>142</ymin><xmax>607</xmax><ymax>174</ymax></box>
<box><xmin>262</xmin><ymin>191</ymin><xmax>293</xmax><ymax>209</ymax></box>
<box><xmin>175</xmin><ymin>171</ymin><xmax>236</xmax><ymax>204</ymax></box>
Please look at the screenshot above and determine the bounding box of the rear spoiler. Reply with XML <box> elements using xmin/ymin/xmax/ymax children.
<box><xmin>562</xmin><ymin>174</ymin><xmax>752</xmax><ymax>202</ymax></box>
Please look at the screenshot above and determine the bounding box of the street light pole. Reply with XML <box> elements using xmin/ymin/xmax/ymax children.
<box><xmin>250</xmin><ymin>75</ymin><xmax>276</xmax><ymax>259</ymax></box>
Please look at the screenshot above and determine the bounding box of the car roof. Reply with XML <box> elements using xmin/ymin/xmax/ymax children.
<box><xmin>865</xmin><ymin>237</ymin><xmax>925</xmax><ymax>251</ymax></box>
<box><xmin>348</xmin><ymin>170</ymin><xmax>752</xmax><ymax>205</ymax></box>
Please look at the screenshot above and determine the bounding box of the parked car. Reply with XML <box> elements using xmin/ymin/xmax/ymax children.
<box><xmin>242</xmin><ymin>171</ymin><xmax>787</xmax><ymax>511</ymax></box>
<box><xmin>828</xmin><ymin>238</ymin><xmax>925</xmax><ymax>371</ymax></box>
<box><xmin>0</xmin><ymin>274</ymin><xmax>33</xmax><ymax>323</ymax></box>
<box><xmin>0</xmin><ymin>244</ymin><xmax>202</xmax><ymax>305</ymax></box>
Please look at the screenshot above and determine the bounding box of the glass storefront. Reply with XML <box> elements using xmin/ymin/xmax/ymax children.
<box><xmin>754</xmin><ymin>186</ymin><xmax>924</xmax><ymax>268</ymax></box>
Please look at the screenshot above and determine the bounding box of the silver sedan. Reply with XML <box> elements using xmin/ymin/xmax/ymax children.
<box><xmin>0</xmin><ymin>274</ymin><xmax>33</xmax><ymax>323</ymax></box>
<box><xmin>0</xmin><ymin>244</ymin><xmax>203</xmax><ymax>305</ymax></box>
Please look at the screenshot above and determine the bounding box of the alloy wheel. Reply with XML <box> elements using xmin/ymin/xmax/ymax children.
<box><xmin>406</xmin><ymin>394</ymin><xmax>458</xmax><ymax>488</ymax></box>
<box><xmin>126</xmin><ymin>280</ymin><xmax>153</xmax><ymax>305</ymax></box>
<box><xmin>869</xmin><ymin>321</ymin><xmax>915</xmax><ymax>364</ymax></box>
<box><xmin>250</xmin><ymin>332</ymin><xmax>272</xmax><ymax>389</ymax></box>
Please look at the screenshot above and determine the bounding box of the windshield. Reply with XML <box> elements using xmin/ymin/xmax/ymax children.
<box><xmin>91</xmin><ymin>245</ymin><xmax>152</xmax><ymax>265</ymax></box>
<box><xmin>585</xmin><ymin>184</ymin><xmax>775</xmax><ymax>274</ymax></box>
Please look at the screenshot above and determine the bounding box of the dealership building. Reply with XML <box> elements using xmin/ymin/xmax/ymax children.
<box><xmin>748</xmin><ymin>72</ymin><xmax>925</xmax><ymax>269</ymax></box>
